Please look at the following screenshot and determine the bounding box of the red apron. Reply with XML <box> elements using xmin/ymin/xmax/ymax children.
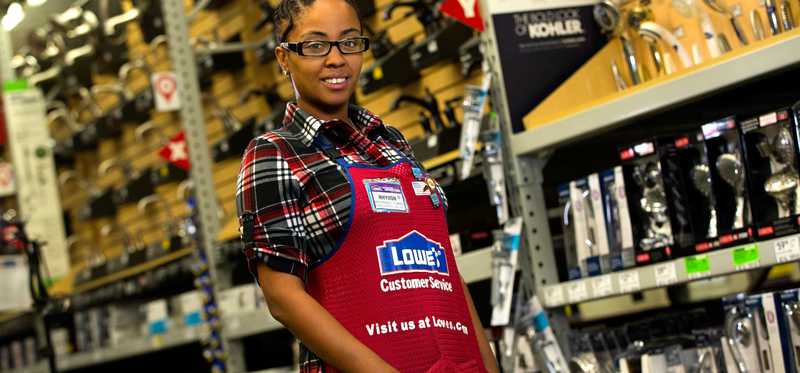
<box><xmin>305</xmin><ymin>138</ymin><xmax>486</xmax><ymax>373</ymax></box>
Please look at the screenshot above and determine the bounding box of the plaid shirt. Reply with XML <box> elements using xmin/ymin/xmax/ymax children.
<box><xmin>236</xmin><ymin>102</ymin><xmax>447</xmax><ymax>372</ymax></box>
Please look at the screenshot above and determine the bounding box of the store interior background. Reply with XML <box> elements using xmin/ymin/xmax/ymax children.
<box><xmin>0</xmin><ymin>0</ymin><xmax>799</xmax><ymax>372</ymax></box>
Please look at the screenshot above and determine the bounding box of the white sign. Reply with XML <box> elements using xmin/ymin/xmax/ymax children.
<box><xmin>618</xmin><ymin>271</ymin><xmax>641</xmax><ymax>293</ymax></box>
<box><xmin>591</xmin><ymin>275</ymin><xmax>613</xmax><ymax>297</ymax></box>
<box><xmin>0</xmin><ymin>162</ymin><xmax>15</xmax><ymax>197</ymax></box>
<box><xmin>152</xmin><ymin>72</ymin><xmax>181</xmax><ymax>112</ymax></box>
<box><xmin>566</xmin><ymin>281</ymin><xmax>588</xmax><ymax>303</ymax></box>
<box><xmin>0</xmin><ymin>255</ymin><xmax>32</xmax><ymax>311</ymax></box>
<box><xmin>3</xmin><ymin>88</ymin><xmax>70</xmax><ymax>279</ymax></box>
<box><xmin>774</xmin><ymin>235</ymin><xmax>800</xmax><ymax>263</ymax></box>
<box><xmin>544</xmin><ymin>286</ymin><xmax>564</xmax><ymax>306</ymax></box>
<box><xmin>654</xmin><ymin>262</ymin><xmax>678</xmax><ymax>286</ymax></box>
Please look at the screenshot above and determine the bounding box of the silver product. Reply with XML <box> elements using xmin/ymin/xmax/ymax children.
<box><xmin>750</xmin><ymin>10</ymin><xmax>767</xmax><ymax>41</ymax></box>
<box><xmin>716</xmin><ymin>153</ymin><xmax>747</xmax><ymax>228</ymax></box>
<box><xmin>725</xmin><ymin>306</ymin><xmax>753</xmax><ymax>373</ymax></box>
<box><xmin>691</xmin><ymin>164</ymin><xmax>718</xmax><ymax>238</ymax></box>
<box><xmin>704</xmin><ymin>0</ymin><xmax>750</xmax><ymax>45</ymax></box>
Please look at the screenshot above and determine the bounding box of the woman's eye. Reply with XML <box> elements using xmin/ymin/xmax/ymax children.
<box><xmin>342</xmin><ymin>40</ymin><xmax>357</xmax><ymax>48</ymax></box>
<box><xmin>306</xmin><ymin>42</ymin><xmax>326</xmax><ymax>50</ymax></box>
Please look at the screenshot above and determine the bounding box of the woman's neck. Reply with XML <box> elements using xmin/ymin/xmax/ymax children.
<box><xmin>298</xmin><ymin>100</ymin><xmax>351</xmax><ymax>126</ymax></box>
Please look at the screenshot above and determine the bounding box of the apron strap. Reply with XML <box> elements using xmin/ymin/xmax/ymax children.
<box><xmin>314</xmin><ymin>133</ymin><xmax>343</xmax><ymax>160</ymax></box>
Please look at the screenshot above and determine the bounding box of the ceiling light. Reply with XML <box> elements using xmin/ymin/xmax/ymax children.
<box><xmin>1</xmin><ymin>3</ymin><xmax>25</xmax><ymax>31</ymax></box>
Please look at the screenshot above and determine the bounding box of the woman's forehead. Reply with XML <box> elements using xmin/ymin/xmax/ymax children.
<box><xmin>291</xmin><ymin>0</ymin><xmax>360</xmax><ymax>37</ymax></box>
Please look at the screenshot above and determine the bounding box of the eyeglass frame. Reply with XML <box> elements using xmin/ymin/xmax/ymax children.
<box><xmin>279</xmin><ymin>36</ymin><xmax>370</xmax><ymax>57</ymax></box>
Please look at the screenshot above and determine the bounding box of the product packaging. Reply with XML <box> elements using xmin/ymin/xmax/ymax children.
<box><xmin>600</xmin><ymin>167</ymin><xmax>636</xmax><ymax>271</ymax></box>
<box><xmin>670</xmin><ymin>132</ymin><xmax>722</xmax><ymax>255</ymax></box>
<box><xmin>558</xmin><ymin>183</ymin><xmax>582</xmax><ymax>280</ymax></box>
<box><xmin>762</xmin><ymin>291</ymin><xmax>790</xmax><ymax>373</ymax></box>
<box><xmin>219</xmin><ymin>284</ymin><xmax>258</xmax><ymax>316</ymax></box>
<box><xmin>778</xmin><ymin>289</ymin><xmax>800</xmax><ymax>372</ymax></box>
<box><xmin>741</xmin><ymin>107</ymin><xmax>800</xmax><ymax>239</ymax></box>
<box><xmin>745</xmin><ymin>294</ymin><xmax>776</xmax><ymax>372</ymax></box>
<box><xmin>722</xmin><ymin>294</ymin><xmax>761</xmax><ymax>372</ymax></box>
<box><xmin>570</xmin><ymin>175</ymin><xmax>609</xmax><ymax>276</ymax></box>
<box><xmin>702</xmin><ymin>117</ymin><xmax>754</xmax><ymax>247</ymax></box>
<box><xmin>619</xmin><ymin>140</ymin><xmax>675</xmax><ymax>265</ymax></box>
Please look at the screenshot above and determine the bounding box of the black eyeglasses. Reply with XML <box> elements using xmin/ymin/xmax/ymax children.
<box><xmin>280</xmin><ymin>37</ymin><xmax>370</xmax><ymax>57</ymax></box>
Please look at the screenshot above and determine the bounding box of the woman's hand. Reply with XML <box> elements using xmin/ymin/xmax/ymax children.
<box><xmin>257</xmin><ymin>263</ymin><xmax>399</xmax><ymax>373</ymax></box>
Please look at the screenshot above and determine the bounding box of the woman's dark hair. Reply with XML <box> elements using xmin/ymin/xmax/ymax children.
<box><xmin>274</xmin><ymin>0</ymin><xmax>362</xmax><ymax>42</ymax></box>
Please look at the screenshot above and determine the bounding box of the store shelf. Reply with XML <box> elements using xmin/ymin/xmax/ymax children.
<box><xmin>6</xmin><ymin>362</ymin><xmax>49</xmax><ymax>373</ymax></box>
<box><xmin>539</xmin><ymin>234</ymin><xmax>800</xmax><ymax>308</ymax></box>
<box><xmin>223</xmin><ymin>310</ymin><xmax>282</xmax><ymax>340</ymax></box>
<box><xmin>511</xmin><ymin>30</ymin><xmax>800</xmax><ymax>157</ymax></box>
<box><xmin>73</xmin><ymin>247</ymin><xmax>195</xmax><ymax>294</ymax></box>
<box><xmin>242</xmin><ymin>367</ymin><xmax>293</xmax><ymax>373</ymax></box>
<box><xmin>57</xmin><ymin>325</ymin><xmax>204</xmax><ymax>371</ymax></box>
<box><xmin>457</xmin><ymin>246</ymin><xmax>493</xmax><ymax>284</ymax></box>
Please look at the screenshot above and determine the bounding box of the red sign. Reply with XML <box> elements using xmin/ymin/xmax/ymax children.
<box><xmin>439</xmin><ymin>0</ymin><xmax>484</xmax><ymax>31</ymax></box>
<box><xmin>159</xmin><ymin>131</ymin><xmax>191</xmax><ymax>171</ymax></box>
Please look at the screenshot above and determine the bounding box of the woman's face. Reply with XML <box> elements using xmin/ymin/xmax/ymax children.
<box><xmin>277</xmin><ymin>0</ymin><xmax>363</xmax><ymax>113</ymax></box>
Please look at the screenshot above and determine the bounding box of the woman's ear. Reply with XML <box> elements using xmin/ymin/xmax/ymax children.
<box><xmin>275</xmin><ymin>47</ymin><xmax>290</xmax><ymax>76</ymax></box>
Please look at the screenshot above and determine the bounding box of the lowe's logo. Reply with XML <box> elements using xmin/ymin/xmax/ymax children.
<box><xmin>376</xmin><ymin>231</ymin><xmax>449</xmax><ymax>276</ymax></box>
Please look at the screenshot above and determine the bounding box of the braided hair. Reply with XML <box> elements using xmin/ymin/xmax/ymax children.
<box><xmin>273</xmin><ymin>0</ymin><xmax>363</xmax><ymax>42</ymax></box>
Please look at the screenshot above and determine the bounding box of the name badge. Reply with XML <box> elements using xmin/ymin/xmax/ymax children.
<box><xmin>365</xmin><ymin>179</ymin><xmax>409</xmax><ymax>213</ymax></box>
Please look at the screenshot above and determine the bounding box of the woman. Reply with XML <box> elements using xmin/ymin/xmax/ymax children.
<box><xmin>236</xmin><ymin>0</ymin><xmax>499</xmax><ymax>371</ymax></box>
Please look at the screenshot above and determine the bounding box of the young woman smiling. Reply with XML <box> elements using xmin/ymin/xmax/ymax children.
<box><xmin>236</xmin><ymin>0</ymin><xmax>500</xmax><ymax>371</ymax></box>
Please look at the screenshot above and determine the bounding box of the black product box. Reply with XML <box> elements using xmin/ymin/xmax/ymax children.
<box><xmin>619</xmin><ymin>140</ymin><xmax>675</xmax><ymax>265</ymax></box>
<box><xmin>740</xmin><ymin>107</ymin><xmax>800</xmax><ymax>239</ymax></box>
<box><xmin>669</xmin><ymin>132</ymin><xmax>722</xmax><ymax>255</ymax></box>
<box><xmin>701</xmin><ymin>117</ymin><xmax>754</xmax><ymax>247</ymax></box>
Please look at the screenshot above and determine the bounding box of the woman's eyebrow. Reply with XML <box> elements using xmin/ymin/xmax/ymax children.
<box><xmin>300</xmin><ymin>30</ymin><xmax>329</xmax><ymax>39</ymax></box>
<box><xmin>339</xmin><ymin>28</ymin><xmax>361</xmax><ymax>37</ymax></box>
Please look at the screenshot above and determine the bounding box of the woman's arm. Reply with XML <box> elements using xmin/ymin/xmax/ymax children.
<box><xmin>461</xmin><ymin>276</ymin><xmax>501</xmax><ymax>373</ymax></box>
<box><xmin>257</xmin><ymin>263</ymin><xmax>399</xmax><ymax>373</ymax></box>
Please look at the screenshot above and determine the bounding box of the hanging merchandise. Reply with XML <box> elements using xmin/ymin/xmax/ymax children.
<box><xmin>210</xmin><ymin>109</ymin><xmax>258</xmax><ymax>163</ymax></box>
<box><xmin>478</xmin><ymin>0</ymin><xmax>606</xmax><ymax>132</ymax></box>
<box><xmin>458</xmin><ymin>75</ymin><xmax>491</xmax><ymax>180</ymax></box>
<box><xmin>390</xmin><ymin>88</ymin><xmax>457</xmax><ymax>162</ymax></box>
<box><xmin>118</xmin><ymin>58</ymin><xmax>156</xmax><ymax>123</ymax></box>
<box><xmin>90</xmin><ymin>0</ymin><xmax>139</xmax><ymax>75</ymax></box>
<box><xmin>240</xmin><ymin>85</ymin><xmax>287</xmax><ymax>133</ymax></box>
<box><xmin>194</xmin><ymin>35</ymin><xmax>247</xmax><ymax>89</ymax></box>
<box><xmin>490</xmin><ymin>217</ymin><xmax>522</xmax><ymax>326</ymax></box>
<box><xmin>517</xmin><ymin>296</ymin><xmax>568</xmax><ymax>373</ymax></box>
<box><xmin>136</xmin><ymin>0</ymin><xmax>166</xmax><ymax>43</ymax></box>
<box><xmin>701</xmin><ymin>117</ymin><xmax>754</xmax><ymax>248</ymax></box>
<box><xmin>740</xmin><ymin>105</ymin><xmax>800</xmax><ymax>240</ymax></box>
<box><xmin>135</xmin><ymin>122</ymin><xmax>190</xmax><ymax>184</ymax></box>
<box><xmin>458</xmin><ymin>36</ymin><xmax>483</xmax><ymax>76</ymax></box>
<box><xmin>383</xmin><ymin>0</ymin><xmax>475</xmax><ymax>70</ymax></box>
<box><xmin>359</xmin><ymin>30</ymin><xmax>420</xmax><ymax>95</ymax></box>
<box><xmin>558</xmin><ymin>183</ymin><xmax>583</xmax><ymax>280</ymax></box>
<box><xmin>480</xmin><ymin>115</ymin><xmax>510</xmax><ymax>225</ymax></box>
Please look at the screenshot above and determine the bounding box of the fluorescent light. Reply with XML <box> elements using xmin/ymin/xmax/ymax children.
<box><xmin>2</xmin><ymin>3</ymin><xmax>25</xmax><ymax>31</ymax></box>
<box><xmin>27</xmin><ymin>0</ymin><xmax>47</xmax><ymax>6</ymax></box>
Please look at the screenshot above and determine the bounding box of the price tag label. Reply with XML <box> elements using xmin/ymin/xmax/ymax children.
<box><xmin>775</xmin><ymin>236</ymin><xmax>800</xmax><ymax>263</ymax></box>
<box><xmin>685</xmin><ymin>255</ymin><xmax>711</xmax><ymax>278</ymax></box>
<box><xmin>732</xmin><ymin>244</ymin><xmax>760</xmax><ymax>270</ymax></box>
<box><xmin>618</xmin><ymin>271</ymin><xmax>641</xmax><ymax>293</ymax></box>
<box><xmin>591</xmin><ymin>275</ymin><xmax>613</xmax><ymax>297</ymax></box>
<box><xmin>544</xmin><ymin>286</ymin><xmax>565</xmax><ymax>306</ymax></box>
<box><xmin>566</xmin><ymin>281</ymin><xmax>588</xmax><ymax>303</ymax></box>
<box><xmin>654</xmin><ymin>262</ymin><xmax>678</xmax><ymax>286</ymax></box>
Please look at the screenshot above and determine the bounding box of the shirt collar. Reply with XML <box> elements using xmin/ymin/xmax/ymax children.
<box><xmin>282</xmin><ymin>102</ymin><xmax>385</xmax><ymax>147</ymax></box>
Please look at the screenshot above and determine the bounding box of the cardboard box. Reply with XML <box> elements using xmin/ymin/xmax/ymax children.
<box><xmin>741</xmin><ymin>108</ymin><xmax>800</xmax><ymax>239</ymax></box>
<box><xmin>702</xmin><ymin>117</ymin><xmax>754</xmax><ymax>247</ymax></box>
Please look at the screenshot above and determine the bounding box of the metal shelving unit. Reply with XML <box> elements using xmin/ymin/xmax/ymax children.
<box><xmin>511</xmin><ymin>30</ymin><xmax>800</xmax><ymax>157</ymax></box>
<box><xmin>540</xmin><ymin>234</ymin><xmax>800</xmax><ymax>307</ymax></box>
